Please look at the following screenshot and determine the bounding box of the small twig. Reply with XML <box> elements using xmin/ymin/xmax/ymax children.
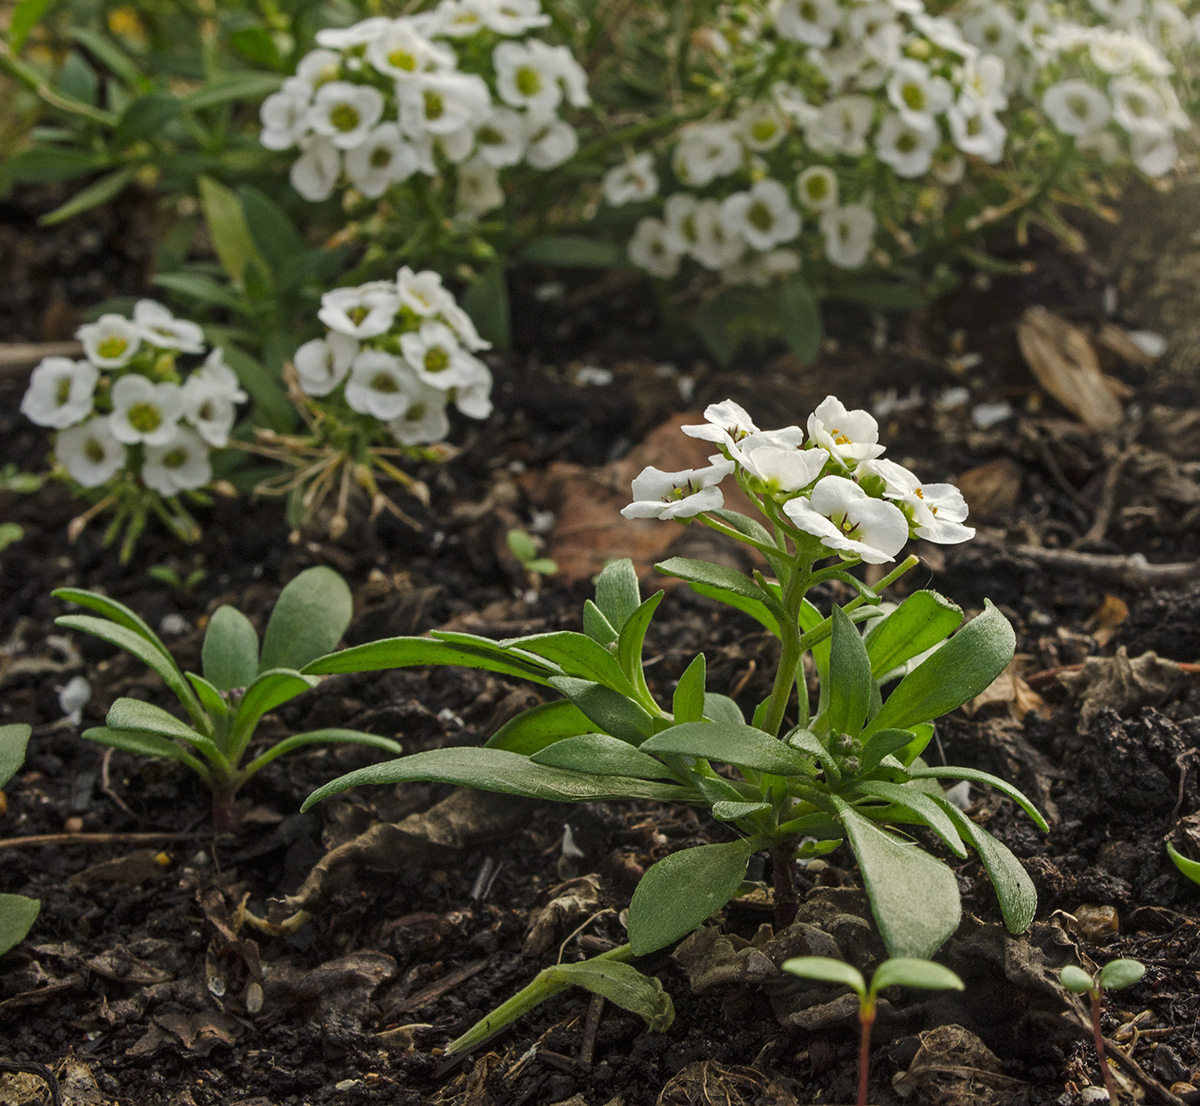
<box><xmin>0</xmin><ymin>342</ymin><xmax>84</xmax><ymax>375</ymax></box>
<box><xmin>1078</xmin><ymin>446</ymin><xmax>1134</xmax><ymax>547</ymax></box>
<box><xmin>1026</xmin><ymin>661</ymin><xmax>1200</xmax><ymax>690</ymax></box>
<box><xmin>98</xmin><ymin>747</ymin><xmax>139</xmax><ymax>822</ymax></box>
<box><xmin>0</xmin><ymin>1060</ymin><xmax>62</xmax><ymax>1106</ymax></box>
<box><xmin>578</xmin><ymin>992</ymin><xmax>605</xmax><ymax>1067</ymax></box>
<box><xmin>982</xmin><ymin>542</ymin><xmax>1200</xmax><ymax>589</ymax></box>
<box><xmin>0</xmin><ymin>830</ymin><xmax>209</xmax><ymax>851</ymax></box>
<box><xmin>1102</xmin><ymin>1033</ymin><xmax>1187</xmax><ymax>1106</ymax></box>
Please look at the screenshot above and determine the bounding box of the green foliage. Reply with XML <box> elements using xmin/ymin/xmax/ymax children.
<box><xmin>55</xmin><ymin>567</ymin><xmax>400</xmax><ymax>831</ymax></box>
<box><xmin>0</xmin><ymin>724</ymin><xmax>40</xmax><ymax>956</ymax></box>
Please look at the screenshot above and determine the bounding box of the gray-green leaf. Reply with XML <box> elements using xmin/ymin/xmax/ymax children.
<box><xmin>259</xmin><ymin>567</ymin><xmax>353</xmax><ymax>673</ymax></box>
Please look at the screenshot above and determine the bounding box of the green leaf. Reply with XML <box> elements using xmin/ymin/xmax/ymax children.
<box><xmin>153</xmin><ymin>272</ymin><xmax>247</xmax><ymax>312</ymax></box>
<box><xmin>617</xmin><ymin>591</ymin><xmax>663</xmax><ymax>695</ymax></box>
<box><xmin>594</xmin><ymin>559</ymin><xmax>641</xmax><ymax>632</ymax></box>
<box><xmin>781</xmin><ymin>956</ymin><xmax>865</xmax><ymax>997</ymax></box>
<box><xmin>907</xmin><ymin>766</ymin><xmax>1048</xmax><ymax>832</ymax></box>
<box><xmin>66</xmin><ymin>27</ymin><xmax>140</xmax><ymax>86</ymax></box>
<box><xmin>502</xmin><ymin>632</ymin><xmax>636</xmax><ymax>696</ymax></box>
<box><xmin>538</xmin><ymin>960</ymin><xmax>674</xmax><ymax>1030</ymax></box>
<box><xmin>202</xmin><ymin>606</ymin><xmax>260</xmax><ymax>692</ymax></box>
<box><xmin>894</xmin><ymin>722</ymin><xmax>934</xmax><ymax>767</ymax></box>
<box><xmin>849</xmin><ymin>780</ymin><xmax>967</xmax><ymax>858</ymax></box>
<box><xmin>549</xmin><ymin>677</ymin><xmax>656</xmax><ymax>745</ymax></box>
<box><xmin>710</xmin><ymin>509</ymin><xmax>776</xmax><ymax>547</ymax></box>
<box><xmin>531</xmin><ymin>734</ymin><xmax>673</xmax><ymax>778</ymax></box>
<box><xmin>198</xmin><ymin>175</ymin><xmax>270</xmax><ymax>287</ymax></box>
<box><xmin>181</xmin><ymin>72</ymin><xmax>283</xmax><ymax>111</ymax></box>
<box><xmin>209</xmin><ymin>342</ymin><xmax>292</xmax><ymax>432</ymax></box>
<box><xmin>9</xmin><ymin>0</ymin><xmax>50</xmax><ymax>51</ymax></box>
<box><xmin>832</xmin><ymin>797</ymin><xmax>961</xmax><ymax>959</ymax></box>
<box><xmin>228</xmin><ymin>26</ymin><xmax>282</xmax><ymax>69</ymax></box>
<box><xmin>865</xmin><ymin>591</ymin><xmax>964</xmax><ymax>681</ymax></box>
<box><xmin>40</xmin><ymin>167</ymin><xmax>136</xmax><ymax>225</ymax></box>
<box><xmin>1167</xmin><ymin>840</ymin><xmax>1200</xmax><ymax>887</ymax></box>
<box><xmin>259</xmin><ymin>567</ymin><xmax>352</xmax><ymax>673</ymax></box>
<box><xmin>0</xmin><ymin>724</ymin><xmax>31</xmax><ymax>790</ymax></box>
<box><xmin>302</xmin><ymin>747</ymin><xmax>692</xmax><ymax>811</ymax></box>
<box><xmin>461</xmin><ymin>261</ymin><xmax>511</xmax><ymax>349</ymax></box>
<box><xmin>684</xmin><ymin>582</ymin><xmax>780</xmax><ymax>636</ymax></box>
<box><xmin>303</xmin><ymin>635</ymin><xmax>555</xmax><ymax>685</ymax></box>
<box><xmin>862</xmin><ymin>602</ymin><xmax>1015</xmax><ymax>738</ymax></box>
<box><xmin>703</xmin><ymin>694</ymin><xmax>744</xmax><ymax>725</ymax></box>
<box><xmin>231</xmin><ymin>669</ymin><xmax>317</xmax><ymax>745</ymax></box>
<box><xmin>628</xmin><ymin>839</ymin><xmax>753</xmax><ymax>955</ymax></box>
<box><xmin>785</xmin><ymin>726</ymin><xmax>837</xmax><ymax>778</ymax></box>
<box><xmin>829</xmin><ymin>280</ymin><xmax>929</xmax><ymax>311</ymax></box>
<box><xmin>240</xmin><ymin>728</ymin><xmax>403</xmax><ymax>777</ymax></box>
<box><xmin>858</xmin><ymin>729</ymin><xmax>924</xmax><ymax>775</ymax></box>
<box><xmin>932</xmin><ymin>798</ymin><xmax>1036</xmax><ymax>935</ymax></box>
<box><xmin>486</xmin><ymin>700</ymin><xmax>596</xmax><ymax>755</ymax></box>
<box><xmin>3</xmin><ymin>146</ymin><xmax>109</xmax><ymax>184</ymax></box>
<box><xmin>712</xmin><ymin>800</ymin><xmax>771</xmax><ymax>821</ymax></box>
<box><xmin>238</xmin><ymin>186</ymin><xmax>306</xmax><ymax>274</ymax></box>
<box><xmin>1098</xmin><ymin>959</ymin><xmax>1144</xmax><ymax>991</ymax></box>
<box><xmin>105</xmin><ymin>699</ymin><xmax>226</xmax><ymax>765</ymax></box>
<box><xmin>53</xmin><ymin>587</ymin><xmax>165</xmax><ymax>651</ymax></box>
<box><xmin>82</xmin><ymin>726</ymin><xmax>210</xmax><ymax>779</ymax></box>
<box><xmin>641</xmin><ymin>721</ymin><xmax>816</xmax><ymax>777</ymax></box>
<box><xmin>655</xmin><ymin>557</ymin><xmax>765</xmax><ymax>603</ymax></box>
<box><xmin>582</xmin><ymin>600</ymin><xmax>618</xmax><ymax>646</ymax></box>
<box><xmin>521</xmin><ymin>235</ymin><xmax>625</xmax><ymax>268</ymax></box>
<box><xmin>0</xmin><ymin>895</ymin><xmax>40</xmax><ymax>958</ymax></box>
<box><xmin>113</xmin><ymin>94</ymin><xmax>181</xmax><ymax>147</ymax></box>
<box><xmin>1059</xmin><ymin>966</ymin><xmax>1094</xmax><ymax>994</ymax></box>
<box><xmin>673</xmin><ymin>655</ymin><xmax>706</xmax><ymax>725</ymax></box>
<box><xmin>828</xmin><ymin>606</ymin><xmax>873</xmax><ymax>739</ymax></box>
<box><xmin>870</xmin><ymin>958</ymin><xmax>964</xmax><ymax>997</ymax></box>
<box><xmin>55</xmin><ymin>613</ymin><xmax>204</xmax><ymax>728</ymax></box>
<box><xmin>186</xmin><ymin>673</ymin><xmax>228</xmax><ymax>720</ymax></box>
<box><xmin>776</xmin><ymin>276</ymin><xmax>822</xmax><ymax>365</ymax></box>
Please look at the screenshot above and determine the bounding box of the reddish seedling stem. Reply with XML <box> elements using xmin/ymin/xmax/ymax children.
<box><xmin>1090</xmin><ymin>990</ymin><xmax>1119</xmax><ymax>1105</ymax></box>
<box><xmin>857</xmin><ymin>1004</ymin><xmax>875</xmax><ymax>1106</ymax></box>
<box><xmin>771</xmin><ymin>841</ymin><xmax>800</xmax><ymax>930</ymax></box>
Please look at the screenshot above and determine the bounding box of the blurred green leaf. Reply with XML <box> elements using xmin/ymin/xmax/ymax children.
<box><xmin>113</xmin><ymin>94</ymin><xmax>181</xmax><ymax>148</ymax></box>
<box><xmin>198</xmin><ymin>175</ymin><xmax>270</xmax><ymax>287</ymax></box>
<box><xmin>9</xmin><ymin>0</ymin><xmax>50</xmax><ymax>52</ymax></box>
<box><xmin>40</xmin><ymin>166</ymin><xmax>135</xmax><ymax>225</ymax></box>
<box><xmin>521</xmin><ymin>235</ymin><xmax>625</xmax><ymax>267</ymax></box>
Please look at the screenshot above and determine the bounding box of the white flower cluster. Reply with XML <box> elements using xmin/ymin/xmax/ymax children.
<box><xmin>293</xmin><ymin>266</ymin><xmax>493</xmax><ymax>446</ymax></box>
<box><xmin>21</xmin><ymin>302</ymin><xmax>245</xmax><ymax>496</ymax></box>
<box><xmin>612</xmin><ymin>0</ymin><xmax>1194</xmax><ymax>285</ymax></box>
<box><xmin>260</xmin><ymin>0</ymin><xmax>589</xmax><ymax>216</ymax></box>
<box><xmin>622</xmin><ymin>396</ymin><xmax>973</xmax><ymax>563</ymax></box>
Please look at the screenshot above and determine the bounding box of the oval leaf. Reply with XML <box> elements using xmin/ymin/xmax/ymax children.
<box><xmin>781</xmin><ymin>956</ymin><xmax>865</xmax><ymax>995</ymax></box>
<box><xmin>870</xmin><ymin>958</ymin><xmax>963</xmax><ymax>995</ymax></box>
<box><xmin>595</xmin><ymin>559</ymin><xmax>641</xmax><ymax>632</ymax></box>
<box><xmin>531</xmin><ymin>734</ymin><xmax>674</xmax><ymax>779</ymax></box>
<box><xmin>202</xmin><ymin>606</ymin><xmax>259</xmax><ymax>692</ymax></box>
<box><xmin>486</xmin><ymin>699</ymin><xmax>597</xmax><ymax>755</ymax></box>
<box><xmin>641</xmin><ymin>722</ymin><xmax>816</xmax><ymax>777</ymax></box>
<box><xmin>0</xmin><ymin>894</ymin><xmax>41</xmax><ymax>958</ymax></box>
<box><xmin>0</xmin><ymin>724</ymin><xmax>31</xmax><ymax>790</ymax></box>
<box><xmin>260</xmin><ymin>567</ymin><xmax>352</xmax><ymax>673</ymax></box>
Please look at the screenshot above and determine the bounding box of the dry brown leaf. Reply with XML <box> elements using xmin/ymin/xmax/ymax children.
<box><xmin>964</xmin><ymin>658</ymin><xmax>1046</xmax><ymax>721</ymax></box>
<box><xmin>894</xmin><ymin>1024</ymin><xmax>1030</xmax><ymax>1106</ymax></box>
<box><xmin>1017</xmin><ymin>306</ymin><xmax>1124</xmax><ymax>431</ymax></box>
<box><xmin>1058</xmin><ymin>647</ymin><xmax>1184</xmax><ymax>733</ymax></box>
<box><xmin>1085</xmin><ymin>594</ymin><xmax>1130</xmax><ymax>647</ymax></box>
<box><xmin>956</xmin><ymin>458</ymin><xmax>1023</xmax><ymax>522</ymax></box>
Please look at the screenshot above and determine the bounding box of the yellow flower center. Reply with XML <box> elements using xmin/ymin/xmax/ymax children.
<box><xmin>84</xmin><ymin>438</ymin><xmax>106</xmax><ymax>463</ymax></box>
<box><xmin>424</xmin><ymin>347</ymin><xmax>450</xmax><ymax>373</ymax></box>
<box><xmin>516</xmin><ymin>66</ymin><xmax>542</xmax><ymax>97</ymax></box>
<box><xmin>371</xmin><ymin>372</ymin><xmax>399</xmax><ymax>393</ymax></box>
<box><xmin>97</xmin><ymin>336</ymin><xmax>128</xmax><ymax>360</ymax></box>
<box><xmin>329</xmin><ymin>102</ymin><xmax>361</xmax><ymax>132</ymax></box>
<box><xmin>127</xmin><ymin>402</ymin><xmax>162</xmax><ymax>434</ymax></box>
<box><xmin>388</xmin><ymin>48</ymin><xmax>417</xmax><ymax>71</ymax></box>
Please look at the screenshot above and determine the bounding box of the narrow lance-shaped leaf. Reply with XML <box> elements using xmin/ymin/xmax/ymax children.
<box><xmin>502</xmin><ymin>631</ymin><xmax>635</xmax><ymax>696</ymax></box>
<box><xmin>828</xmin><ymin>605</ymin><xmax>873</xmax><ymax>738</ymax></box>
<box><xmin>864</xmin><ymin>591</ymin><xmax>963</xmax><ymax>680</ymax></box>
<box><xmin>240</xmin><ymin>729</ymin><xmax>404</xmax><ymax>779</ymax></box>
<box><xmin>594</xmin><ymin>559</ymin><xmax>641</xmax><ymax>632</ymax></box>
<box><xmin>617</xmin><ymin>591</ymin><xmax>664</xmax><ymax>703</ymax></box>
<box><xmin>303</xmin><ymin>635</ymin><xmax>556</xmax><ymax>684</ymax></box>
<box><xmin>531</xmin><ymin>734</ymin><xmax>675</xmax><ymax>779</ymax></box>
<box><xmin>82</xmin><ymin>726</ymin><xmax>211</xmax><ymax>780</ymax></box>
<box><xmin>0</xmin><ymin>724</ymin><xmax>32</xmax><ymax>789</ymax></box>
<box><xmin>485</xmin><ymin>699</ymin><xmax>597</xmax><ymax>755</ymax></box>
<box><xmin>673</xmin><ymin>654</ymin><xmax>707</xmax><ymax>724</ymax></box>
<box><xmin>642</xmin><ymin>721</ymin><xmax>816</xmax><ymax>777</ymax></box>
<box><xmin>550</xmin><ymin>677</ymin><xmax>656</xmax><ymax>745</ymax></box>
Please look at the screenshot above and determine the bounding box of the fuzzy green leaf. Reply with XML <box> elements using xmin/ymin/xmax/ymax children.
<box><xmin>240</xmin><ymin>728</ymin><xmax>403</xmax><ymax>778</ymax></box>
<box><xmin>642</xmin><ymin>721</ymin><xmax>816</xmax><ymax>777</ymax></box>
<box><xmin>711</xmin><ymin>800</ymin><xmax>771</xmax><ymax>822</ymax></box>
<box><xmin>1059</xmin><ymin>966</ymin><xmax>1094</xmax><ymax>993</ymax></box>
<box><xmin>594</xmin><ymin>559</ymin><xmax>641</xmax><ymax>632</ymax></box>
<box><xmin>531</xmin><ymin>734</ymin><xmax>673</xmax><ymax>779</ymax></box>
<box><xmin>53</xmin><ymin>588</ymin><xmax>167</xmax><ymax>653</ymax></box>
<box><xmin>655</xmin><ymin>557</ymin><xmax>766</xmax><ymax>602</ymax></box>
<box><xmin>259</xmin><ymin>567</ymin><xmax>352</xmax><ymax>674</ymax></box>
<box><xmin>550</xmin><ymin>677</ymin><xmax>656</xmax><ymax>745</ymax></box>
<box><xmin>0</xmin><ymin>724</ymin><xmax>31</xmax><ymax>790</ymax></box>
<box><xmin>828</xmin><ymin>605</ymin><xmax>873</xmax><ymax>739</ymax></box>
<box><xmin>781</xmin><ymin>956</ymin><xmax>865</xmax><ymax>997</ymax></box>
<box><xmin>304</xmin><ymin>634</ymin><xmax>555</xmax><ymax>685</ymax></box>
<box><xmin>907</xmin><ymin>766</ymin><xmax>1048</xmax><ymax>831</ymax></box>
<box><xmin>503</xmin><ymin>632</ymin><xmax>635</xmax><ymax>696</ymax></box>
<box><xmin>1098</xmin><ymin>959</ymin><xmax>1144</xmax><ymax>990</ymax></box>
<box><xmin>703</xmin><ymin>694</ymin><xmax>745</xmax><ymax>725</ymax></box>
<box><xmin>864</xmin><ymin>591</ymin><xmax>963</xmax><ymax>681</ymax></box>
<box><xmin>0</xmin><ymin>894</ymin><xmax>40</xmax><ymax>958</ymax></box>
<box><xmin>485</xmin><ymin>700</ymin><xmax>597</xmax><ymax>755</ymax></box>
<box><xmin>617</xmin><ymin>591</ymin><xmax>664</xmax><ymax>694</ymax></box>
<box><xmin>582</xmin><ymin>600</ymin><xmax>618</xmax><ymax>646</ymax></box>
<box><xmin>82</xmin><ymin>726</ymin><xmax>210</xmax><ymax>778</ymax></box>
<box><xmin>848</xmin><ymin>780</ymin><xmax>967</xmax><ymax>859</ymax></box>
<box><xmin>673</xmin><ymin>655</ymin><xmax>707</xmax><ymax>724</ymax></box>
<box><xmin>870</xmin><ymin>958</ymin><xmax>964</xmax><ymax>996</ymax></box>
<box><xmin>231</xmin><ymin>669</ymin><xmax>316</xmax><ymax>744</ymax></box>
<box><xmin>202</xmin><ymin>606</ymin><xmax>259</xmax><ymax>692</ymax></box>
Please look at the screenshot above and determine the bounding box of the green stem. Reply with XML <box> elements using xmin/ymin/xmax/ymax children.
<box><xmin>760</xmin><ymin>558</ymin><xmax>812</xmax><ymax>738</ymax></box>
<box><xmin>0</xmin><ymin>40</ymin><xmax>120</xmax><ymax>125</ymax></box>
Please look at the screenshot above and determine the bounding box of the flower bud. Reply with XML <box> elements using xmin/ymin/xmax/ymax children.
<box><xmin>834</xmin><ymin>733</ymin><xmax>855</xmax><ymax>755</ymax></box>
<box><xmin>857</xmin><ymin>473</ymin><xmax>887</xmax><ymax>498</ymax></box>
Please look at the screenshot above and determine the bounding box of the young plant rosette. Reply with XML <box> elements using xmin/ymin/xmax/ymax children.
<box><xmin>247</xmin><ymin>266</ymin><xmax>493</xmax><ymax>537</ymax></box>
<box><xmin>19</xmin><ymin>300</ymin><xmax>246</xmax><ymax>560</ymax></box>
<box><xmin>300</xmin><ymin>395</ymin><xmax>1045</xmax><ymax>1049</ymax></box>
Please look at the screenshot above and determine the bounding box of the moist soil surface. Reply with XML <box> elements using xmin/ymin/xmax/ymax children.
<box><xmin>3</xmin><ymin>205</ymin><xmax>1200</xmax><ymax>1106</ymax></box>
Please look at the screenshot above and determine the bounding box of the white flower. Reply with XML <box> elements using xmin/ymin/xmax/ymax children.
<box><xmin>661</xmin><ymin>193</ymin><xmax>700</xmax><ymax>255</ymax></box>
<box><xmin>691</xmin><ymin>199</ymin><xmax>746</xmax><ymax>270</ymax></box>
<box><xmin>720</xmin><ymin>179</ymin><xmax>801</xmax><ymax>251</ymax></box>
<box><xmin>389</xmin><ymin>383</ymin><xmax>452</xmax><ymax>446</ymax></box>
<box><xmin>783</xmin><ymin>475</ymin><xmax>909</xmax><ymax>562</ymax></box>
<box><xmin>398</xmin><ymin>72</ymin><xmax>491</xmax><ymax>138</ymax></box>
<box><xmin>438</xmin><ymin>126</ymin><xmax>477</xmax><ymax>165</ymax></box>
<box><xmin>740</xmin><ymin>444</ymin><xmax>830</xmax><ymax>494</ymax></box>
<box><xmin>494</xmin><ymin>40</ymin><xmax>572</xmax><ymax>114</ymax></box>
<box><xmin>428</xmin><ymin>0</ymin><xmax>487</xmax><ymax>37</ymax></box>
<box><xmin>673</xmin><ymin>122</ymin><xmax>743</xmax><ymax>186</ymax></box>
<box><xmin>820</xmin><ymin>204</ymin><xmax>876</xmax><ymax>269</ymax></box>
<box><xmin>774</xmin><ymin>0</ymin><xmax>842</xmax><ymax>47</ymax></box>
<box><xmin>932</xmin><ymin>151</ymin><xmax>966</xmax><ymax>184</ymax></box>
<box><xmin>847</xmin><ymin>3</ymin><xmax>902</xmax><ymax>64</ymax></box>
<box><xmin>1109</xmin><ymin>77</ymin><xmax>1167</xmax><ymax>135</ymax></box>
<box><xmin>947</xmin><ymin>96</ymin><xmax>1006</xmax><ymax>162</ymax></box>
<box><xmin>132</xmin><ymin>300</ymin><xmax>205</xmax><ymax>353</ymax></box>
<box><xmin>453</xmin><ymin>358</ymin><xmax>494</xmax><ymax>418</ymax></box>
<box><xmin>77</xmin><ymin>314</ymin><xmax>141</xmax><ymax>368</ymax></box>
<box><xmin>681</xmin><ymin>399</ymin><xmax>760</xmax><ymax>448</ymax></box>
<box><xmin>294</xmin><ymin>333</ymin><xmax>358</xmax><ymax>396</ymax></box>
<box><xmin>441</xmin><ymin>298</ymin><xmax>492</xmax><ymax>352</ymax></box>
<box><xmin>886</xmin><ymin>59</ymin><xmax>953</xmax><ymax>124</ymax></box>
<box><xmin>627</xmin><ymin>218</ymin><xmax>681</xmax><ymax>278</ymax></box>
<box><xmin>480</xmin><ymin>0</ymin><xmax>552</xmax><ymax>35</ymax></box>
<box><xmin>260</xmin><ymin>78</ymin><xmax>313</xmax><ymax>151</ymax></box>
<box><xmin>457</xmin><ymin>158</ymin><xmax>505</xmax><ymax>216</ymax></box>
<box><xmin>603</xmin><ymin>153</ymin><xmax>658</xmax><ymax>206</ymax></box>
<box><xmin>911</xmin><ymin>13</ymin><xmax>978</xmax><ymax>58</ymax></box>
<box><xmin>524</xmin><ymin>115</ymin><xmax>578</xmax><ymax>168</ymax></box>
<box><xmin>807</xmin><ymin>95</ymin><xmax>874</xmax><ymax>157</ymax></box>
<box><xmin>397</xmin><ymin>267</ymin><xmax>452</xmax><ymax>316</ymax></box>
<box><xmin>1088</xmin><ymin>0</ymin><xmax>1145</xmax><ymax>26</ymax></box>
<box><xmin>876</xmin><ymin>113</ymin><xmax>939</xmax><ymax>178</ymax></box>
<box><xmin>1042</xmin><ymin>80</ymin><xmax>1112</xmax><ymax>137</ymax></box>
<box><xmin>796</xmin><ymin>165</ymin><xmax>839</xmax><ymax>211</ymax></box>
<box><xmin>621</xmin><ymin>459</ymin><xmax>736</xmax><ymax>520</ymax></box>
<box><xmin>726</xmin><ymin>426</ymin><xmax>807</xmax><ymax>466</ymax></box>
<box><xmin>109</xmin><ymin>376</ymin><xmax>184</xmax><ymax>446</ymax></box>
<box><xmin>181</xmin><ymin>353</ymin><xmax>246</xmax><ymax>448</ymax></box>
<box><xmin>400</xmin><ymin>321</ymin><xmax>485</xmax><ymax>388</ymax></box>
<box><xmin>959</xmin><ymin>3</ymin><xmax>1019</xmax><ymax>59</ymax></box>
<box><xmin>345</xmin><ymin>351</ymin><xmax>419</xmax><ymax>420</ymax></box>
<box><xmin>959</xmin><ymin>55</ymin><xmax>1008</xmax><ymax>113</ymax></box>
<box><xmin>307</xmin><ymin>81</ymin><xmax>386</xmax><ymax>150</ymax></box>
<box><xmin>859</xmin><ymin>458</ymin><xmax>974</xmax><ymax>544</ymax></box>
<box><xmin>315</xmin><ymin>16</ymin><xmax>392</xmax><ymax>49</ymax></box>
<box><xmin>296</xmin><ymin>49</ymin><xmax>341</xmax><ymax>87</ymax></box>
<box><xmin>1130</xmin><ymin>129</ymin><xmax>1177</xmax><ymax>176</ymax></box>
<box><xmin>806</xmin><ymin>395</ymin><xmax>884</xmax><ymax>464</ymax></box>
<box><xmin>345</xmin><ymin>124</ymin><xmax>419</xmax><ymax>198</ymax></box>
<box><xmin>735</xmin><ymin>101</ymin><xmax>789</xmax><ymax>151</ymax></box>
<box><xmin>142</xmin><ymin>427</ymin><xmax>212</xmax><ymax>495</ymax></box>
<box><xmin>21</xmin><ymin>357</ymin><xmax>98</xmax><ymax>429</ymax></box>
<box><xmin>318</xmin><ymin>283</ymin><xmax>401</xmax><ymax>338</ymax></box>
<box><xmin>366</xmin><ymin>19</ymin><xmax>453</xmax><ymax>81</ymax></box>
<box><xmin>290</xmin><ymin>136</ymin><xmax>341</xmax><ymax>201</ymax></box>
<box><xmin>56</xmin><ymin>417</ymin><xmax>126</xmax><ymax>488</ymax></box>
<box><xmin>475</xmin><ymin>108</ymin><xmax>528</xmax><ymax>167</ymax></box>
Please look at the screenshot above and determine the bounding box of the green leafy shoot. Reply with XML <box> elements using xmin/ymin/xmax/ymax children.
<box><xmin>0</xmin><ymin>724</ymin><xmax>41</xmax><ymax>956</ymax></box>
<box><xmin>1059</xmin><ymin>958</ymin><xmax>1145</xmax><ymax>1104</ymax></box>
<box><xmin>55</xmin><ymin>568</ymin><xmax>400</xmax><ymax>832</ymax></box>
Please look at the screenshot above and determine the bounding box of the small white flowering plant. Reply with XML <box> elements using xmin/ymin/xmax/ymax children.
<box><xmin>600</xmin><ymin>0</ymin><xmax>1197</xmax><ymax>361</ymax></box>
<box><xmin>19</xmin><ymin>300</ymin><xmax>247</xmax><ymax>560</ymax></box>
<box><xmin>298</xmin><ymin>394</ymin><xmax>1046</xmax><ymax>1049</ymax></box>
<box><xmin>245</xmin><ymin>266</ymin><xmax>494</xmax><ymax>538</ymax></box>
<box><xmin>258</xmin><ymin>0</ymin><xmax>589</xmax><ymax>270</ymax></box>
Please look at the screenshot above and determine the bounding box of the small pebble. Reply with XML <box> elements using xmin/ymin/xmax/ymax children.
<box><xmin>1074</xmin><ymin>904</ymin><xmax>1120</xmax><ymax>941</ymax></box>
<box><xmin>63</xmin><ymin>816</ymin><xmax>83</xmax><ymax>833</ymax></box>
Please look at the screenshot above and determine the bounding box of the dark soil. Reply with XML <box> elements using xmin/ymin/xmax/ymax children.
<box><xmin>2</xmin><ymin>194</ymin><xmax>1200</xmax><ymax>1106</ymax></box>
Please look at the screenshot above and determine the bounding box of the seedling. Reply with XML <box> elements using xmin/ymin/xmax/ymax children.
<box><xmin>54</xmin><ymin>567</ymin><xmax>402</xmax><ymax>832</ymax></box>
<box><xmin>0</xmin><ymin>724</ymin><xmax>40</xmax><ymax>956</ymax></box>
<box><xmin>783</xmin><ymin>956</ymin><xmax>964</xmax><ymax>1106</ymax></box>
<box><xmin>148</xmin><ymin>560</ymin><xmax>208</xmax><ymax>597</ymax></box>
<box><xmin>506</xmin><ymin>529</ymin><xmax>558</xmax><ymax>578</ymax></box>
<box><xmin>1060</xmin><ymin>959</ymin><xmax>1145</xmax><ymax>1105</ymax></box>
